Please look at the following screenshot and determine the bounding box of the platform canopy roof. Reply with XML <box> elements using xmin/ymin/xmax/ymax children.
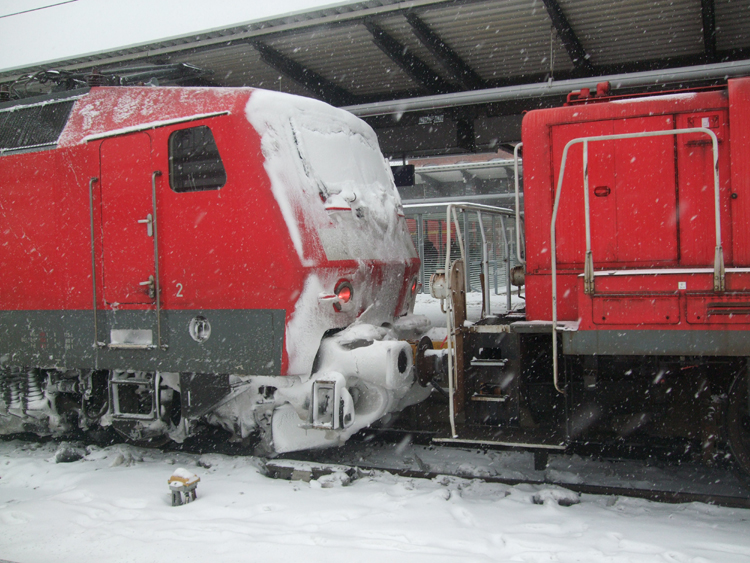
<box><xmin>2</xmin><ymin>0</ymin><xmax>749</xmax><ymax>156</ymax></box>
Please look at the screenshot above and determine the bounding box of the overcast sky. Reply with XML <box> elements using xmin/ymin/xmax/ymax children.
<box><xmin>0</xmin><ymin>0</ymin><xmax>349</xmax><ymax>73</ymax></box>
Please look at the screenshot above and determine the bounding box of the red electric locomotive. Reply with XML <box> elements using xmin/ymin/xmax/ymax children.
<box><xmin>0</xmin><ymin>86</ymin><xmax>425</xmax><ymax>451</ymax></box>
<box><xmin>419</xmin><ymin>77</ymin><xmax>750</xmax><ymax>475</ymax></box>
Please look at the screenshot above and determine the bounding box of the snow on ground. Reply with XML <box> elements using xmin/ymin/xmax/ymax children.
<box><xmin>1</xmin><ymin>439</ymin><xmax>750</xmax><ymax>563</ymax></box>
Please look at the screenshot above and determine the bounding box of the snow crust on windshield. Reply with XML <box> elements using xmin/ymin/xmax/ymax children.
<box><xmin>245</xmin><ymin>89</ymin><xmax>416</xmax><ymax>265</ymax></box>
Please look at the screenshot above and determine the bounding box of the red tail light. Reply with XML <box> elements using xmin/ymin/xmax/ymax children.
<box><xmin>333</xmin><ymin>280</ymin><xmax>354</xmax><ymax>312</ymax></box>
<box><xmin>337</xmin><ymin>285</ymin><xmax>352</xmax><ymax>303</ymax></box>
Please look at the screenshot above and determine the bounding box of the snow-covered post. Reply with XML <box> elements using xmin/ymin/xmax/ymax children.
<box><xmin>168</xmin><ymin>469</ymin><xmax>200</xmax><ymax>506</ymax></box>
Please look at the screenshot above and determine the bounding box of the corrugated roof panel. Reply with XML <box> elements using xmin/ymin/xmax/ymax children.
<box><xmin>0</xmin><ymin>0</ymin><xmax>746</xmax><ymax>109</ymax></box>
<box><xmin>376</xmin><ymin>14</ymin><xmax>458</xmax><ymax>84</ymax></box>
<box><xmin>170</xmin><ymin>45</ymin><xmax>316</xmax><ymax>96</ymax></box>
<box><xmin>715</xmin><ymin>0</ymin><xmax>750</xmax><ymax>51</ymax></box>
<box><xmin>417</xmin><ymin>0</ymin><xmax>575</xmax><ymax>81</ymax></box>
<box><xmin>558</xmin><ymin>0</ymin><xmax>704</xmax><ymax>66</ymax></box>
<box><xmin>0</xmin><ymin>0</ymin><xmax>417</xmax><ymax>80</ymax></box>
<box><xmin>266</xmin><ymin>24</ymin><xmax>421</xmax><ymax>96</ymax></box>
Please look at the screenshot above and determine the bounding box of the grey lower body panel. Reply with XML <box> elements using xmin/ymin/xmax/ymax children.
<box><xmin>563</xmin><ymin>329</ymin><xmax>750</xmax><ymax>357</ymax></box>
<box><xmin>0</xmin><ymin>309</ymin><xmax>285</xmax><ymax>374</ymax></box>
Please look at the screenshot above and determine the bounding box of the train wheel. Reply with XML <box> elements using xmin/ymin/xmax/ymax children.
<box><xmin>726</xmin><ymin>368</ymin><xmax>750</xmax><ymax>476</ymax></box>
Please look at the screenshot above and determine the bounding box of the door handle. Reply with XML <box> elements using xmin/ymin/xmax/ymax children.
<box><xmin>139</xmin><ymin>275</ymin><xmax>155</xmax><ymax>299</ymax></box>
<box><xmin>138</xmin><ymin>213</ymin><xmax>153</xmax><ymax>237</ymax></box>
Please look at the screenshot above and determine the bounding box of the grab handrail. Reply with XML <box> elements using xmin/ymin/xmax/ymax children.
<box><xmin>513</xmin><ymin>143</ymin><xmax>525</xmax><ymax>265</ymax></box>
<box><xmin>550</xmin><ymin>127</ymin><xmax>723</xmax><ymax>394</ymax></box>
<box><xmin>151</xmin><ymin>171</ymin><xmax>167</xmax><ymax>350</ymax></box>
<box><xmin>88</xmin><ymin>177</ymin><xmax>101</xmax><ymax>359</ymax></box>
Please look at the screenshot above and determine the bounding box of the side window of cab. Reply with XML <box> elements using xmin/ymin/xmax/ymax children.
<box><xmin>169</xmin><ymin>125</ymin><xmax>227</xmax><ymax>192</ymax></box>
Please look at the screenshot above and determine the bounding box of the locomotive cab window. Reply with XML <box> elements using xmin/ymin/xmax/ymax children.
<box><xmin>169</xmin><ymin>125</ymin><xmax>227</xmax><ymax>192</ymax></box>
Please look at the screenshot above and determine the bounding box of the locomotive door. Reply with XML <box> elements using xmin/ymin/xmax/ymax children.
<box><xmin>551</xmin><ymin>120</ymin><xmax>616</xmax><ymax>265</ymax></box>
<box><xmin>99</xmin><ymin>133</ymin><xmax>156</xmax><ymax>305</ymax></box>
<box><xmin>675</xmin><ymin>111</ymin><xmax>732</xmax><ymax>266</ymax></box>
<box><xmin>552</xmin><ymin>116</ymin><xmax>678</xmax><ymax>266</ymax></box>
<box><xmin>611</xmin><ymin>115</ymin><xmax>677</xmax><ymax>264</ymax></box>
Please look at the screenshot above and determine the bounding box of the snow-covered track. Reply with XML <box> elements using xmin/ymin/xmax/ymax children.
<box><xmin>265</xmin><ymin>458</ymin><xmax>750</xmax><ymax>509</ymax></box>
<box><xmin>262</xmin><ymin>435</ymin><xmax>750</xmax><ymax>509</ymax></box>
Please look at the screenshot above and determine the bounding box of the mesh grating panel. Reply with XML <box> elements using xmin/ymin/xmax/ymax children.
<box><xmin>406</xmin><ymin>211</ymin><xmax>520</xmax><ymax>297</ymax></box>
<box><xmin>0</xmin><ymin>100</ymin><xmax>75</xmax><ymax>152</ymax></box>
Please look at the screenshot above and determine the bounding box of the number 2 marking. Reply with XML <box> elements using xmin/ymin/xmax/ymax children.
<box><xmin>176</xmin><ymin>283</ymin><xmax>184</xmax><ymax>297</ymax></box>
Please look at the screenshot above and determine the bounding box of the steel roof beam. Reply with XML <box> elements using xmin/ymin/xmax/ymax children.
<box><xmin>363</xmin><ymin>18</ymin><xmax>457</xmax><ymax>94</ymax></box>
<box><xmin>404</xmin><ymin>12</ymin><xmax>486</xmax><ymax>91</ymax></box>
<box><xmin>251</xmin><ymin>41</ymin><xmax>356</xmax><ymax>105</ymax></box>
<box><xmin>701</xmin><ymin>0</ymin><xmax>717</xmax><ymax>63</ymax></box>
<box><xmin>344</xmin><ymin>59</ymin><xmax>750</xmax><ymax>117</ymax></box>
<box><xmin>541</xmin><ymin>0</ymin><xmax>594</xmax><ymax>74</ymax></box>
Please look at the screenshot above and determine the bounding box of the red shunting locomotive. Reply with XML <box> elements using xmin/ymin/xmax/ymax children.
<box><xmin>523</xmin><ymin>78</ymin><xmax>750</xmax><ymax>471</ymax></box>
<box><xmin>419</xmin><ymin>77</ymin><xmax>750</xmax><ymax>474</ymax></box>
<box><xmin>0</xmin><ymin>86</ymin><xmax>425</xmax><ymax>451</ymax></box>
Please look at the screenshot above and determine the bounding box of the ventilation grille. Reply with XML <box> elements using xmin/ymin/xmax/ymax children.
<box><xmin>0</xmin><ymin>100</ymin><xmax>75</xmax><ymax>153</ymax></box>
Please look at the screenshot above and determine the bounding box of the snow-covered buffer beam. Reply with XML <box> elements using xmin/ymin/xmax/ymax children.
<box><xmin>269</xmin><ymin>325</ymin><xmax>428</xmax><ymax>453</ymax></box>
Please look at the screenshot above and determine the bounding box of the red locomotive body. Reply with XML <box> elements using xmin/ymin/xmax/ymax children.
<box><xmin>0</xmin><ymin>86</ymin><xmax>423</xmax><ymax>450</ymax></box>
<box><xmin>3</xmin><ymin>77</ymin><xmax>749</xmax><ymax>474</ymax></box>
<box><xmin>523</xmin><ymin>79</ymin><xmax>750</xmax><ymax>346</ymax></box>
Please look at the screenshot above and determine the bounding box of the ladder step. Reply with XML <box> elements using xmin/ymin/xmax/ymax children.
<box><xmin>470</xmin><ymin>359</ymin><xmax>507</xmax><ymax>367</ymax></box>
<box><xmin>471</xmin><ymin>394</ymin><xmax>507</xmax><ymax>403</ymax></box>
<box><xmin>433</xmin><ymin>437</ymin><xmax>566</xmax><ymax>450</ymax></box>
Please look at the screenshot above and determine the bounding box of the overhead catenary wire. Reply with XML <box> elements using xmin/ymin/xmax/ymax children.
<box><xmin>0</xmin><ymin>0</ymin><xmax>78</xmax><ymax>20</ymax></box>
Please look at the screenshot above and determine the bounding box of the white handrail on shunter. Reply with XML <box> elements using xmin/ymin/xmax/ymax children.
<box><xmin>550</xmin><ymin>127</ymin><xmax>723</xmax><ymax>394</ymax></box>
<box><xmin>513</xmin><ymin>142</ymin><xmax>525</xmax><ymax>266</ymax></box>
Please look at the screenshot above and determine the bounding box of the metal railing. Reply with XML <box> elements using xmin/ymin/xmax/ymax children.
<box><xmin>406</xmin><ymin>202</ymin><xmax>515</xmax><ymax>437</ymax></box>
<box><xmin>405</xmin><ymin>205</ymin><xmax>520</xmax><ymax>302</ymax></box>
<box><xmin>549</xmin><ymin>127</ymin><xmax>723</xmax><ymax>393</ymax></box>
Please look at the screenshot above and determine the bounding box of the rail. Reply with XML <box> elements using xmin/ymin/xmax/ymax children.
<box><xmin>266</xmin><ymin>458</ymin><xmax>750</xmax><ymax>510</ymax></box>
<box><xmin>406</xmin><ymin>202</ymin><xmax>515</xmax><ymax>438</ymax></box>
<box><xmin>550</xmin><ymin>127</ymin><xmax>723</xmax><ymax>394</ymax></box>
